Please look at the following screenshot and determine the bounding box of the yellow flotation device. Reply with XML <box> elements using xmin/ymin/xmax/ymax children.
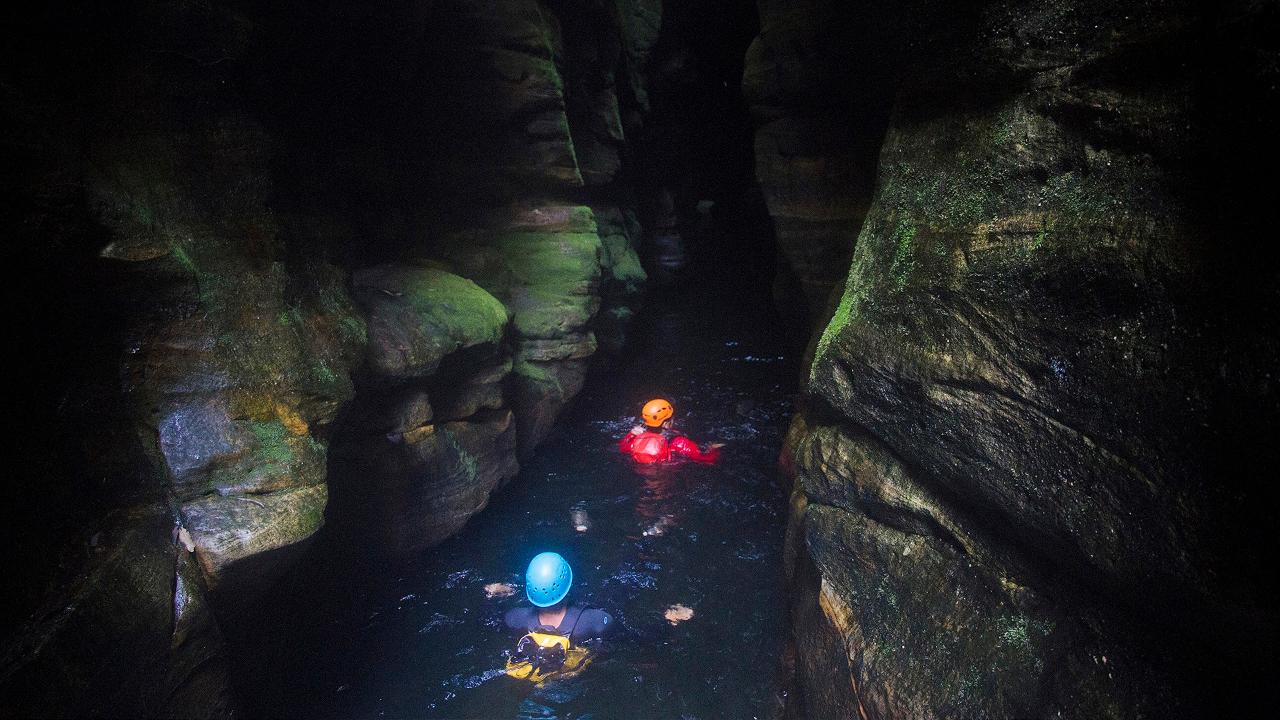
<box><xmin>505</xmin><ymin>630</ymin><xmax>592</xmax><ymax>683</ymax></box>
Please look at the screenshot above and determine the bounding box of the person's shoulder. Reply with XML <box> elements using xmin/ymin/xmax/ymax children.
<box><xmin>504</xmin><ymin>606</ymin><xmax>536</xmax><ymax>629</ymax></box>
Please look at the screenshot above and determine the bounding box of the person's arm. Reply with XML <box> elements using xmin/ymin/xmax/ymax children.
<box><xmin>619</xmin><ymin>427</ymin><xmax>644</xmax><ymax>453</ymax></box>
<box><xmin>669</xmin><ymin>436</ymin><xmax>720</xmax><ymax>463</ymax></box>
<box><xmin>573</xmin><ymin>608</ymin><xmax>616</xmax><ymax>640</ymax></box>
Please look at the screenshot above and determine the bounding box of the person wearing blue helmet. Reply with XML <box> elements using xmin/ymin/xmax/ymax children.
<box><xmin>504</xmin><ymin>552</ymin><xmax>614</xmax><ymax>643</ymax></box>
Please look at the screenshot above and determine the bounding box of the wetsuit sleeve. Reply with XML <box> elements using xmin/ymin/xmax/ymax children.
<box><xmin>669</xmin><ymin>436</ymin><xmax>720</xmax><ymax>463</ymax></box>
<box><xmin>571</xmin><ymin>609</ymin><xmax>616</xmax><ymax>640</ymax></box>
<box><xmin>619</xmin><ymin>433</ymin><xmax>638</xmax><ymax>453</ymax></box>
<box><xmin>504</xmin><ymin>607</ymin><xmax>536</xmax><ymax>632</ymax></box>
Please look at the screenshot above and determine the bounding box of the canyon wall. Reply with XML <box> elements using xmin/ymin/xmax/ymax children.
<box><xmin>3</xmin><ymin>3</ymin><xmax>357</xmax><ymax>715</ymax></box>
<box><xmin>1</xmin><ymin>0</ymin><xmax>673</xmax><ymax>714</ymax></box>
<box><xmin>772</xmin><ymin>1</ymin><xmax>1279</xmax><ymax>717</ymax></box>
<box><xmin>744</xmin><ymin>1</ymin><xmax>900</xmax><ymax>327</ymax></box>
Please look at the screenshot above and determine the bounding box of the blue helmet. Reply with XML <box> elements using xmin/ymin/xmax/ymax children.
<box><xmin>525</xmin><ymin>552</ymin><xmax>572</xmax><ymax>607</ymax></box>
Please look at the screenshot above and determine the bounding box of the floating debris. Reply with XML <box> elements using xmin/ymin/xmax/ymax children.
<box><xmin>643</xmin><ymin>515</ymin><xmax>674</xmax><ymax>537</ymax></box>
<box><xmin>665</xmin><ymin>604</ymin><xmax>694</xmax><ymax>625</ymax></box>
<box><xmin>483</xmin><ymin>582</ymin><xmax>516</xmax><ymax>599</ymax></box>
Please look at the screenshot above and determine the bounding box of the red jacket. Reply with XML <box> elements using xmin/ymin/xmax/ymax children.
<box><xmin>619</xmin><ymin>431</ymin><xmax>720</xmax><ymax>464</ymax></box>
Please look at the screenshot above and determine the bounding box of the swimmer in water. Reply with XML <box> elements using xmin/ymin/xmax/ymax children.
<box><xmin>504</xmin><ymin>552</ymin><xmax>614</xmax><ymax>643</ymax></box>
<box><xmin>503</xmin><ymin>552</ymin><xmax>614</xmax><ymax>682</ymax></box>
<box><xmin>618</xmin><ymin>398</ymin><xmax>723</xmax><ymax>464</ymax></box>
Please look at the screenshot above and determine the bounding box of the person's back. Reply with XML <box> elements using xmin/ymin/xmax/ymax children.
<box><xmin>503</xmin><ymin>552</ymin><xmax>613</xmax><ymax>683</ymax></box>
<box><xmin>504</xmin><ymin>604</ymin><xmax>614</xmax><ymax>643</ymax></box>
<box><xmin>619</xmin><ymin>398</ymin><xmax>721</xmax><ymax>464</ymax></box>
<box><xmin>619</xmin><ymin>428</ymin><xmax>671</xmax><ymax>463</ymax></box>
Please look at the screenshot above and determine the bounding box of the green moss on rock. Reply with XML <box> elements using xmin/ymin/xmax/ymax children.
<box><xmin>353</xmin><ymin>264</ymin><xmax>509</xmax><ymax>380</ymax></box>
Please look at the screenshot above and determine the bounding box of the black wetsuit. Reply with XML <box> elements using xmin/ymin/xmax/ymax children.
<box><xmin>504</xmin><ymin>604</ymin><xmax>614</xmax><ymax>643</ymax></box>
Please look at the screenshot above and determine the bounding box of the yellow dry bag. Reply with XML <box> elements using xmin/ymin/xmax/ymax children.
<box><xmin>504</xmin><ymin>630</ymin><xmax>592</xmax><ymax>683</ymax></box>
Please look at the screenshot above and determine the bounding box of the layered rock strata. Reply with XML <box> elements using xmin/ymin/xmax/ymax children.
<box><xmin>412</xmin><ymin>0</ymin><xmax>656</xmax><ymax>446</ymax></box>
<box><xmin>327</xmin><ymin>264</ymin><xmax>519</xmax><ymax>555</ymax></box>
<box><xmin>3</xmin><ymin>1</ymin><xmax>361</xmax><ymax>715</ymax></box>
<box><xmin>744</xmin><ymin>1</ymin><xmax>900</xmax><ymax>326</ymax></box>
<box><xmin>782</xmin><ymin>1</ymin><xmax>1279</xmax><ymax>717</ymax></box>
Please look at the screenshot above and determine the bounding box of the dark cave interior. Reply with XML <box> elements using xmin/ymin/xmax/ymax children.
<box><xmin>3</xmin><ymin>1</ymin><xmax>1278</xmax><ymax>717</ymax></box>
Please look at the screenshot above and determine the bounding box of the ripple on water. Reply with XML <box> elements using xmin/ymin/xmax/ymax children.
<box><xmin>606</xmin><ymin>563</ymin><xmax>657</xmax><ymax>590</ymax></box>
<box><xmin>449</xmin><ymin>667</ymin><xmax>506</xmax><ymax>690</ymax></box>
<box><xmin>443</xmin><ymin>569</ymin><xmax>472</xmax><ymax>589</ymax></box>
<box><xmin>418</xmin><ymin>613</ymin><xmax>458</xmax><ymax>634</ymax></box>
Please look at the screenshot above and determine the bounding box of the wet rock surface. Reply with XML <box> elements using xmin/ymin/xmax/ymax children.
<box><xmin>783</xmin><ymin>1</ymin><xmax>1279</xmax><ymax>717</ymax></box>
<box><xmin>7</xmin><ymin>0</ymin><xmax>750</xmax><ymax>709</ymax></box>
<box><xmin>353</xmin><ymin>264</ymin><xmax>509</xmax><ymax>381</ymax></box>
<box><xmin>744</xmin><ymin>1</ymin><xmax>902</xmax><ymax>327</ymax></box>
<box><xmin>2</xmin><ymin>0</ymin><xmax>659</xmax><ymax>713</ymax></box>
<box><xmin>4</xmin><ymin>2</ymin><xmax>360</xmax><ymax>715</ymax></box>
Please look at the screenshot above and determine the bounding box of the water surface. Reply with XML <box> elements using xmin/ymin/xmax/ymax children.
<box><xmin>233</xmin><ymin>278</ymin><xmax>798</xmax><ymax>719</ymax></box>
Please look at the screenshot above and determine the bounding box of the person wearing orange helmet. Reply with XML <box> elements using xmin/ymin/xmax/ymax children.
<box><xmin>618</xmin><ymin>398</ymin><xmax>722</xmax><ymax>464</ymax></box>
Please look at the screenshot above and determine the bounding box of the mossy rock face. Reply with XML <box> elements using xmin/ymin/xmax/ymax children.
<box><xmin>130</xmin><ymin>248</ymin><xmax>361</xmax><ymax>600</ymax></box>
<box><xmin>592</xmin><ymin>202</ymin><xmax>647</xmax><ymax>295</ymax></box>
<box><xmin>788</xmin><ymin>0</ymin><xmax>1279</xmax><ymax>717</ymax></box>
<box><xmin>180</xmin><ymin>483</ymin><xmax>328</xmax><ymax>597</ymax></box>
<box><xmin>616</xmin><ymin>0</ymin><xmax>662</xmax><ymax>112</ymax></box>
<box><xmin>560</xmin><ymin>4</ymin><xmax>626</xmax><ymax>186</ymax></box>
<box><xmin>511</xmin><ymin>358</ymin><xmax>588</xmax><ymax>455</ymax></box>
<box><xmin>438</xmin><ymin>221</ymin><xmax>603</xmax><ymax>342</ymax></box>
<box><xmin>353</xmin><ymin>264</ymin><xmax>509</xmax><ymax>381</ymax></box>
<box><xmin>477</xmin><ymin>228</ymin><xmax>603</xmax><ymax>338</ymax></box>
<box><xmin>434</xmin><ymin>205</ymin><xmax>605</xmax><ymax>455</ymax></box>
<box><xmin>745</xmin><ymin>0</ymin><xmax>895</xmax><ymax>328</ymax></box>
<box><xmin>590</xmin><ymin>201</ymin><xmax>646</xmax><ymax>354</ymax></box>
<box><xmin>419</xmin><ymin>0</ymin><xmax>583</xmax><ymax>195</ymax></box>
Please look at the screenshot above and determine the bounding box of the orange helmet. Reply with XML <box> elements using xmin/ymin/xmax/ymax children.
<box><xmin>641</xmin><ymin>398</ymin><xmax>674</xmax><ymax>428</ymax></box>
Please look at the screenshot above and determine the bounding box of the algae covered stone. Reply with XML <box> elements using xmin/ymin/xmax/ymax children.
<box><xmin>354</xmin><ymin>264</ymin><xmax>510</xmax><ymax>380</ymax></box>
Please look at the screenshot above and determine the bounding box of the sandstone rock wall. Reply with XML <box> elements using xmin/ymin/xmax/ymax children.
<box><xmin>782</xmin><ymin>1</ymin><xmax>1279</xmax><ymax>717</ymax></box>
<box><xmin>744</xmin><ymin>2</ymin><xmax>902</xmax><ymax>327</ymax></box>
<box><xmin>3</xmin><ymin>2</ymin><xmax>361</xmax><ymax>716</ymax></box>
<box><xmin>400</xmin><ymin>0</ymin><xmax>658</xmax><ymax>452</ymax></box>
<box><xmin>2</xmin><ymin>0</ymin><xmax>668</xmax><ymax>713</ymax></box>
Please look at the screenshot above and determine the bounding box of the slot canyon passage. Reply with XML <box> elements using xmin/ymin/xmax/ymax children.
<box><xmin>2</xmin><ymin>0</ymin><xmax>1278</xmax><ymax>718</ymax></box>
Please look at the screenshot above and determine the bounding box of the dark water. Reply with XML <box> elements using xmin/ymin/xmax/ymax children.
<box><xmin>231</xmin><ymin>278</ymin><xmax>798</xmax><ymax>719</ymax></box>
